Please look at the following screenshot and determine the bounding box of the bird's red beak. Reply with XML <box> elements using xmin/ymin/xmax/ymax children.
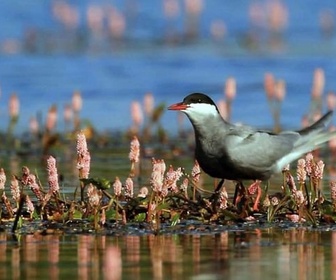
<box><xmin>168</xmin><ymin>102</ymin><xmax>188</xmax><ymax>111</ymax></box>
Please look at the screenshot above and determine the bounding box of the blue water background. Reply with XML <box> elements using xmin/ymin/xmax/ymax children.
<box><xmin>0</xmin><ymin>0</ymin><xmax>336</xmax><ymax>135</ymax></box>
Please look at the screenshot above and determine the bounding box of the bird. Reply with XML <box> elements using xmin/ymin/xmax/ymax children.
<box><xmin>168</xmin><ymin>93</ymin><xmax>336</xmax><ymax>197</ymax></box>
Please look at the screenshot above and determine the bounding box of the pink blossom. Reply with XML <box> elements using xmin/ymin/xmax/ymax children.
<box><xmin>330</xmin><ymin>181</ymin><xmax>336</xmax><ymax>201</ymax></box>
<box><xmin>150</xmin><ymin>159</ymin><xmax>166</xmax><ymax>192</ymax></box>
<box><xmin>312</xmin><ymin>160</ymin><xmax>325</xmax><ymax>181</ymax></box>
<box><xmin>131</xmin><ymin>101</ymin><xmax>143</xmax><ymax>127</ymax></box>
<box><xmin>76</xmin><ymin>132</ymin><xmax>91</xmax><ymax>179</ymax></box>
<box><xmin>271</xmin><ymin>196</ymin><xmax>279</xmax><ymax>206</ymax></box>
<box><xmin>28</xmin><ymin>174</ymin><xmax>44</xmax><ymax>202</ymax></box>
<box><xmin>129</xmin><ymin>136</ymin><xmax>140</xmax><ymax>163</ymax></box>
<box><xmin>0</xmin><ymin>168</ymin><xmax>6</xmax><ymax>190</ymax></box>
<box><xmin>311</xmin><ymin>68</ymin><xmax>325</xmax><ymax>99</ymax></box>
<box><xmin>47</xmin><ymin>156</ymin><xmax>60</xmax><ymax>194</ymax></box>
<box><xmin>225</xmin><ymin>77</ymin><xmax>236</xmax><ymax>101</ymax></box>
<box><xmin>247</xmin><ymin>181</ymin><xmax>259</xmax><ymax>195</ymax></box>
<box><xmin>26</xmin><ymin>195</ymin><xmax>34</xmax><ymax>213</ymax></box>
<box><xmin>87</xmin><ymin>183</ymin><xmax>101</xmax><ymax>207</ymax></box>
<box><xmin>21</xmin><ymin>166</ymin><xmax>31</xmax><ymax>186</ymax></box>
<box><xmin>10</xmin><ymin>175</ymin><xmax>20</xmax><ymax>202</ymax></box>
<box><xmin>297</xmin><ymin>158</ymin><xmax>307</xmax><ymax>183</ymax></box>
<box><xmin>151</xmin><ymin>168</ymin><xmax>163</xmax><ymax>192</ymax></box>
<box><xmin>275</xmin><ymin>80</ymin><xmax>286</xmax><ymax>101</ymax></box>
<box><xmin>286</xmin><ymin>173</ymin><xmax>297</xmax><ymax>191</ymax></box>
<box><xmin>191</xmin><ymin>160</ymin><xmax>201</xmax><ymax>182</ymax></box>
<box><xmin>286</xmin><ymin>214</ymin><xmax>306</xmax><ymax>223</ymax></box>
<box><xmin>264</xmin><ymin>72</ymin><xmax>275</xmax><ymax>99</ymax></box>
<box><xmin>72</xmin><ymin>91</ymin><xmax>82</xmax><ymax>113</ymax></box>
<box><xmin>305</xmin><ymin>153</ymin><xmax>314</xmax><ymax>176</ymax></box>
<box><xmin>293</xmin><ymin>190</ymin><xmax>305</xmax><ymax>205</ymax></box>
<box><xmin>9</xmin><ymin>93</ymin><xmax>19</xmax><ymax>118</ymax></box>
<box><xmin>113</xmin><ymin>177</ymin><xmax>122</xmax><ymax>196</ymax></box>
<box><xmin>180</xmin><ymin>178</ymin><xmax>188</xmax><ymax>192</ymax></box>
<box><xmin>165</xmin><ymin>165</ymin><xmax>183</xmax><ymax>192</ymax></box>
<box><xmin>138</xmin><ymin>187</ymin><xmax>149</xmax><ymax>198</ymax></box>
<box><xmin>125</xmin><ymin>177</ymin><xmax>134</xmax><ymax>198</ymax></box>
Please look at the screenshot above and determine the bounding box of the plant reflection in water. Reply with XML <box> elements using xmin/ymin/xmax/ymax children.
<box><xmin>0</xmin><ymin>229</ymin><xmax>335</xmax><ymax>279</ymax></box>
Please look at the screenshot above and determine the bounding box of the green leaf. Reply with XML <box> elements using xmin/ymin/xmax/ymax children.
<box><xmin>73</xmin><ymin>209</ymin><xmax>82</xmax><ymax>219</ymax></box>
<box><xmin>156</xmin><ymin>203</ymin><xmax>170</xmax><ymax>211</ymax></box>
<box><xmin>134</xmin><ymin>213</ymin><xmax>146</xmax><ymax>222</ymax></box>
<box><xmin>80</xmin><ymin>177</ymin><xmax>111</xmax><ymax>190</ymax></box>
<box><xmin>105</xmin><ymin>209</ymin><xmax>116</xmax><ymax>219</ymax></box>
<box><xmin>170</xmin><ymin>213</ymin><xmax>180</xmax><ymax>226</ymax></box>
<box><xmin>32</xmin><ymin>210</ymin><xmax>40</xmax><ymax>220</ymax></box>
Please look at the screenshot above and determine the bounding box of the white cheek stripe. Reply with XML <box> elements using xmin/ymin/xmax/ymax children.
<box><xmin>185</xmin><ymin>103</ymin><xmax>218</xmax><ymax>117</ymax></box>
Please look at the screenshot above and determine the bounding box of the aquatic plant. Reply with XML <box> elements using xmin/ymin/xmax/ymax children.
<box><xmin>0</xmin><ymin>133</ymin><xmax>335</xmax><ymax>234</ymax></box>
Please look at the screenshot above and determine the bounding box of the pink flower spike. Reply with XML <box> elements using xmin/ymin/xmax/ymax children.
<box><xmin>9</xmin><ymin>93</ymin><xmax>19</xmax><ymax>118</ymax></box>
<box><xmin>191</xmin><ymin>160</ymin><xmax>201</xmax><ymax>182</ymax></box>
<box><xmin>330</xmin><ymin>181</ymin><xmax>336</xmax><ymax>202</ymax></box>
<box><xmin>76</xmin><ymin>132</ymin><xmax>88</xmax><ymax>156</ymax></box>
<box><xmin>131</xmin><ymin>101</ymin><xmax>143</xmax><ymax>127</ymax></box>
<box><xmin>72</xmin><ymin>90</ymin><xmax>82</xmax><ymax>113</ymax></box>
<box><xmin>26</xmin><ymin>195</ymin><xmax>35</xmax><ymax>213</ymax></box>
<box><xmin>47</xmin><ymin>156</ymin><xmax>60</xmax><ymax>194</ymax></box>
<box><xmin>305</xmin><ymin>153</ymin><xmax>314</xmax><ymax>176</ymax></box>
<box><xmin>113</xmin><ymin>177</ymin><xmax>122</xmax><ymax>197</ymax></box>
<box><xmin>87</xmin><ymin>183</ymin><xmax>101</xmax><ymax>207</ymax></box>
<box><xmin>0</xmin><ymin>168</ymin><xmax>6</xmax><ymax>190</ymax></box>
<box><xmin>225</xmin><ymin>77</ymin><xmax>236</xmax><ymax>101</ymax></box>
<box><xmin>129</xmin><ymin>136</ymin><xmax>140</xmax><ymax>163</ymax></box>
<box><xmin>125</xmin><ymin>177</ymin><xmax>134</xmax><ymax>198</ymax></box>
<box><xmin>297</xmin><ymin>158</ymin><xmax>307</xmax><ymax>183</ymax></box>
<box><xmin>10</xmin><ymin>175</ymin><xmax>20</xmax><ymax>202</ymax></box>
<box><xmin>76</xmin><ymin>132</ymin><xmax>91</xmax><ymax>179</ymax></box>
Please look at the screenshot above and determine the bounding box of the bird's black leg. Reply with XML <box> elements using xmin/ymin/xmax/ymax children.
<box><xmin>209</xmin><ymin>179</ymin><xmax>225</xmax><ymax>208</ymax></box>
<box><xmin>233</xmin><ymin>181</ymin><xmax>245</xmax><ymax>205</ymax></box>
<box><xmin>214</xmin><ymin>179</ymin><xmax>225</xmax><ymax>193</ymax></box>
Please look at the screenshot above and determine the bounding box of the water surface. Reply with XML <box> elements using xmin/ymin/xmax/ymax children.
<box><xmin>0</xmin><ymin>228</ymin><xmax>335</xmax><ymax>280</ymax></box>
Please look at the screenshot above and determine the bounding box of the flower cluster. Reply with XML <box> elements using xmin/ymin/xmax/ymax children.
<box><xmin>76</xmin><ymin>132</ymin><xmax>91</xmax><ymax>179</ymax></box>
<box><xmin>124</xmin><ymin>177</ymin><xmax>134</xmax><ymax>198</ymax></box>
<box><xmin>113</xmin><ymin>177</ymin><xmax>122</xmax><ymax>197</ymax></box>
<box><xmin>47</xmin><ymin>156</ymin><xmax>60</xmax><ymax>194</ymax></box>
<box><xmin>87</xmin><ymin>183</ymin><xmax>102</xmax><ymax>208</ymax></box>
<box><xmin>164</xmin><ymin>165</ymin><xmax>183</xmax><ymax>193</ymax></box>
<box><xmin>0</xmin><ymin>168</ymin><xmax>6</xmax><ymax>190</ymax></box>
<box><xmin>191</xmin><ymin>160</ymin><xmax>201</xmax><ymax>183</ymax></box>
<box><xmin>129</xmin><ymin>136</ymin><xmax>140</xmax><ymax>163</ymax></box>
<box><xmin>10</xmin><ymin>176</ymin><xmax>20</xmax><ymax>203</ymax></box>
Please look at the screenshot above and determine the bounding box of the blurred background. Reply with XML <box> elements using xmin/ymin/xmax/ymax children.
<box><xmin>0</xmin><ymin>0</ymin><xmax>335</xmax><ymax>139</ymax></box>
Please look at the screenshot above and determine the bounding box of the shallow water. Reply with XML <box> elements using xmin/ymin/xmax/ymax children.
<box><xmin>0</xmin><ymin>228</ymin><xmax>335</xmax><ymax>280</ymax></box>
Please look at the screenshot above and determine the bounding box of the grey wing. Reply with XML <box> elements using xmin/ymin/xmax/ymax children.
<box><xmin>224</xmin><ymin>129</ymin><xmax>300</xmax><ymax>169</ymax></box>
